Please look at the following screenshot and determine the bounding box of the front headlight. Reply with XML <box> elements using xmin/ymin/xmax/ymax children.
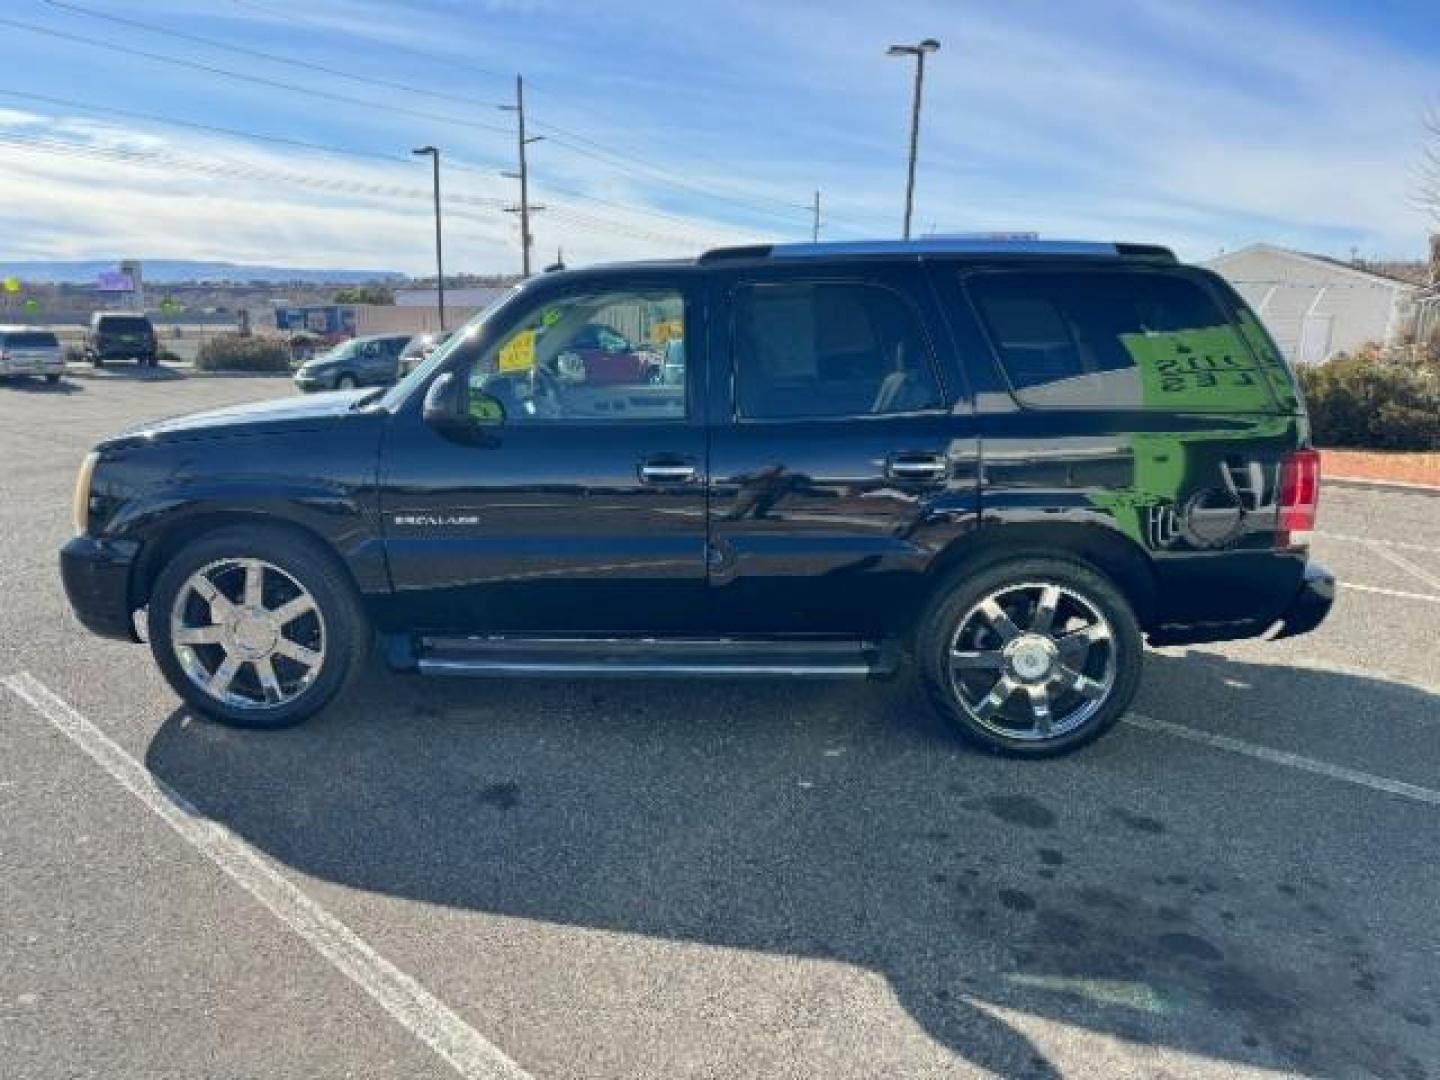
<box><xmin>73</xmin><ymin>451</ymin><xmax>99</xmax><ymax>536</ymax></box>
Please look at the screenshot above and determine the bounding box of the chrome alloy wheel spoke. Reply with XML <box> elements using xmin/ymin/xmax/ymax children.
<box><xmin>170</xmin><ymin>558</ymin><xmax>326</xmax><ymax>710</ymax></box>
<box><xmin>949</xmin><ymin>581</ymin><xmax>1117</xmax><ymax>743</ymax></box>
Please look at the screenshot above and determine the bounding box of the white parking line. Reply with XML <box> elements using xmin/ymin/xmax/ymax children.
<box><xmin>1317</xmin><ymin>532</ymin><xmax>1440</xmax><ymax>557</ymax></box>
<box><xmin>1364</xmin><ymin>541</ymin><xmax>1440</xmax><ymax>595</ymax></box>
<box><xmin>1341</xmin><ymin>582</ymin><xmax>1440</xmax><ymax>605</ymax></box>
<box><xmin>1125</xmin><ymin>713</ymin><xmax>1440</xmax><ymax>807</ymax></box>
<box><xmin>1</xmin><ymin>672</ymin><xmax>532</xmax><ymax>1080</ymax></box>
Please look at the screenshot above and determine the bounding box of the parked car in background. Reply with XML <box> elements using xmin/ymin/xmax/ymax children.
<box><xmin>0</xmin><ymin>326</ymin><xmax>64</xmax><ymax>384</ymax></box>
<box><xmin>292</xmin><ymin>333</ymin><xmax>412</xmax><ymax>392</ymax></box>
<box><xmin>555</xmin><ymin>322</ymin><xmax>661</xmax><ymax>385</ymax></box>
<box><xmin>398</xmin><ymin>330</ymin><xmax>454</xmax><ymax>377</ymax></box>
<box><xmin>86</xmin><ymin>312</ymin><xmax>157</xmax><ymax>367</ymax></box>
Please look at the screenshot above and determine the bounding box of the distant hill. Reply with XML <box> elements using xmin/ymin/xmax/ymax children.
<box><xmin>0</xmin><ymin>259</ymin><xmax>406</xmax><ymax>286</ymax></box>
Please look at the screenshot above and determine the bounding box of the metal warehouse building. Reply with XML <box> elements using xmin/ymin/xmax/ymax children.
<box><xmin>1203</xmin><ymin>243</ymin><xmax>1422</xmax><ymax>365</ymax></box>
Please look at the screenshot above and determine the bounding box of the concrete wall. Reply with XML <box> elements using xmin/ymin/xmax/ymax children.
<box><xmin>1204</xmin><ymin>247</ymin><xmax>1411</xmax><ymax>364</ymax></box>
<box><xmin>352</xmin><ymin>304</ymin><xmax>486</xmax><ymax>336</ymax></box>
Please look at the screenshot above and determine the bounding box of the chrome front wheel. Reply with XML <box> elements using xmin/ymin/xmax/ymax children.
<box><xmin>169</xmin><ymin>557</ymin><xmax>327</xmax><ymax>710</ymax></box>
<box><xmin>948</xmin><ymin>581</ymin><xmax>1118</xmax><ymax>742</ymax></box>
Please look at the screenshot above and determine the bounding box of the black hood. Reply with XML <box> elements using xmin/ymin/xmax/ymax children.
<box><xmin>101</xmin><ymin>388</ymin><xmax>374</xmax><ymax>449</ymax></box>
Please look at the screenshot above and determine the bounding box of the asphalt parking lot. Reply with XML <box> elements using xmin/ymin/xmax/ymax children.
<box><xmin>1</xmin><ymin>369</ymin><xmax>1437</xmax><ymax>1079</ymax></box>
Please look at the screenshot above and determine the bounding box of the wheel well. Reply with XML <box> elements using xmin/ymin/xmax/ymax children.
<box><xmin>131</xmin><ymin>512</ymin><xmax>361</xmax><ymax>612</ymax></box>
<box><xmin>920</xmin><ymin>522</ymin><xmax>1159</xmax><ymax>630</ymax></box>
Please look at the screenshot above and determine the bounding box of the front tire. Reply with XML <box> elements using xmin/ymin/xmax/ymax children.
<box><xmin>335</xmin><ymin>373</ymin><xmax>358</xmax><ymax>390</ymax></box>
<box><xmin>148</xmin><ymin>526</ymin><xmax>369</xmax><ymax>728</ymax></box>
<box><xmin>916</xmin><ymin>557</ymin><xmax>1143</xmax><ymax>756</ymax></box>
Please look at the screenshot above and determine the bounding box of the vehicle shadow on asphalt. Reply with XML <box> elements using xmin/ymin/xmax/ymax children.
<box><xmin>144</xmin><ymin>653</ymin><xmax>1437</xmax><ymax>1078</ymax></box>
<box><xmin>76</xmin><ymin>364</ymin><xmax>186</xmax><ymax>382</ymax></box>
<box><xmin>1</xmin><ymin>377</ymin><xmax>85</xmax><ymax>394</ymax></box>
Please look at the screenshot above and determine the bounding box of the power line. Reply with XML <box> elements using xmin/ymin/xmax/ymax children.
<box><xmin>0</xmin><ymin>87</ymin><xmax>741</xmax><ymax>239</ymax></box>
<box><xmin>228</xmin><ymin>0</ymin><xmax>507</xmax><ymax>83</ymax></box>
<box><xmin>0</xmin><ymin>131</ymin><xmax>713</xmax><ymax>248</ymax></box>
<box><xmin>210</xmin><ymin>0</ymin><xmax>839</xmax><ymax>231</ymax></box>
<box><xmin>41</xmin><ymin>0</ymin><xmax>485</xmax><ymax>111</ymax></box>
<box><xmin>0</xmin><ymin>15</ymin><xmax>510</xmax><ymax>134</ymax></box>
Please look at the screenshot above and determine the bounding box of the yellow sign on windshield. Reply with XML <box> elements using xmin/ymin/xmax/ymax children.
<box><xmin>497</xmin><ymin>328</ymin><xmax>536</xmax><ymax>373</ymax></box>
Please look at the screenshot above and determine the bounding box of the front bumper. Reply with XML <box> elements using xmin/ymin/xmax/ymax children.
<box><xmin>293</xmin><ymin>370</ymin><xmax>335</xmax><ymax>392</ymax></box>
<box><xmin>60</xmin><ymin>535</ymin><xmax>141</xmax><ymax>641</ymax></box>
<box><xmin>1270</xmin><ymin>561</ymin><xmax>1335</xmax><ymax>640</ymax></box>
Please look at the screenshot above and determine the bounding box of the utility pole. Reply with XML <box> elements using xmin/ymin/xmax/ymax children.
<box><xmin>886</xmin><ymin>38</ymin><xmax>940</xmax><ymax>240</ymax></box>
<box><xmin>500</xmin><ymin>75</ymin><xmax>545</xmax><ymax>277</ymax></box>
<box><xmin>411</xmin><ymin>145</ymin><xmax>445</xmax><ymax>331</ymax></box>
<box><xmin>811</xmin><ymin>189</ymin><xmax>822</xmax><ymax>242</ymax></box>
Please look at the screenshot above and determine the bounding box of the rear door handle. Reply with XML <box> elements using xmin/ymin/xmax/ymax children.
<box><xmin>639</xmin><ymin>459</ymin><xmax>698</xmax><ymax>484</ymax></box>
<box><xmin>887</xmin><ymin>453</ymin><xmax>948</xmax><ymax>482</ymax></box>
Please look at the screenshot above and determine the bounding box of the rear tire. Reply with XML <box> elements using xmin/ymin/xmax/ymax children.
<box><xmin>336</xmin><ymin>373</ymin><xmax>358</xmax><ymax>390</ymax></box>
<box><xmin>915</xmin><ymin>556</ymin><xmax>1143</xmax><ymax>757</ymax></box>
<box><xmin>45</xmin><ymin>374</ymin><xmax>60</xmax><ymax>384</ymax></box>
<box><xmin>148</xmin><ymin>525</ymin><xmax>369</xmax><ymax>729</ymax></box>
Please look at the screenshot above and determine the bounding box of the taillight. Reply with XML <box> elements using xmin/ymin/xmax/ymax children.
<box><xmin>1277</xmin><ymin>448</ymin><xmax>1320</xmax><ymax>547</ymax></box>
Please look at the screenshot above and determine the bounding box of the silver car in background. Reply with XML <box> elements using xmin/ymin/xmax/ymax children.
<box><xmin>0</xmin><ymin>327</ymin><xmax>65</xmax><ymax>384</ymax></box>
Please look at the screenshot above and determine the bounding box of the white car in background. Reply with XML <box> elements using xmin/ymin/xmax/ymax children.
<box><xmin>0</xmin><ymin>327</ymin><xmax>64</xmax><ymax>384</ymax></box>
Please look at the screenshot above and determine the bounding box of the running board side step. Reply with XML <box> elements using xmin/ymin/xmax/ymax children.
<box><xmin>398</xmin><ymin>635</ymin><xmax>900</xmax><ymax>679</ymax></box>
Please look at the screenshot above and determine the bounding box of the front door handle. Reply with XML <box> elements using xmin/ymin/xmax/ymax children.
<box><xmin>639</xmin><ymin>460</ymin><xmax>697</xmax><ymax>484</ymax></box>
<box><xmin>887</xmin><ymin>453</ymin><xmax>948</xmax><ymax>482</ymax></box>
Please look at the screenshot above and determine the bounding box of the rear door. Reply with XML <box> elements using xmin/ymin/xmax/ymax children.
<box><xmin>706</xmin><ymin>262</ymin><xmax>978</xmax><ymax>635</ymax></box>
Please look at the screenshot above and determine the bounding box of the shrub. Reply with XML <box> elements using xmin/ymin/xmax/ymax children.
<box><xmin>194</xmin><ymin>334</ymin><xmax>291</xmax><ymax>373</ymax></box>
<box><xmin>1299</xmin><ymin>350</ymin><xmax>1440</xmax><ymax>451</ymax></box>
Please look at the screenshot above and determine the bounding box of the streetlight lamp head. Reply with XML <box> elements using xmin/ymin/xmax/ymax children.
<box><xmin>886</xmin><ymin>44</ymin><xmax>913</xmax><ymax>56</ymax></box>
<box><xmin>412</xmin><ymin>145</ymin><xmax>437</xmax><ymax>156</ymax></box>
<box><xmin>919</xmin><ymin>38</ymin><xmax>940</xmax><ymax>52</ymax></box>
<box><xmin>888</xmin><ymin>39</ymin><xmax>940</xmax><ymax>57</ymax></box>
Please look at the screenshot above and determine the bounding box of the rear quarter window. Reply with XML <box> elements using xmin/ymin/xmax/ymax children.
<box><xmin>965</xmin><ymin>270</ymin><xmax>1281</xmax><ymax>413</ymax></box>
<box><xmin>1</xmin><ymin>331</ymin><xmax>59</xmax><ymax>348</ymax></box>
<box><xmin>97</xmin><ymin>317</ymin><xmax>153</xmax><ymax>334</ymax></box>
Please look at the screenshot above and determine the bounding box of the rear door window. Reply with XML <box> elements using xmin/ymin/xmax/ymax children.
<box><xmin>98</xmin><ymin>317</ymin><xmax>153</xmax><ymax>335</ymax></box>
<box><xmin>733</xmin><ymin>281</ymin><xmax>944</xmax><ymax>419</ymax></box>
<box><xmin>966</xmin><ymin>270</ymin><xmax>1278</xmax><ymax>412</ymax></box>
<box><xmin>1</xmin><ymin>331</ymin><xmax>59</xmax><ymax>348</ymax></box>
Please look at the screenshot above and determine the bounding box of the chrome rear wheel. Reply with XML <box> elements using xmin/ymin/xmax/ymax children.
<box><xmin>948</xmin><ymin>581</ymin><xmax>1118</xmax><ymax>742</ymax></box>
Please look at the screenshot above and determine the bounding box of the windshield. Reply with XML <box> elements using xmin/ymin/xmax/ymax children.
<box><xmin>377</xmin><ymin>291</ymin><xmax>519</xmax><ymax>411</ymax></box>
<box><xmin>309</xmin><ymin>341</ymin><xmax>356</xmax><ymax>365</ymax></box>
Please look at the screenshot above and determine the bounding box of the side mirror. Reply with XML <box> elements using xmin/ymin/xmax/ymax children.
<box><xmin>422</xmin><ymin>371</ymin><xmax>466</xmax><ymax>431</ymax></box>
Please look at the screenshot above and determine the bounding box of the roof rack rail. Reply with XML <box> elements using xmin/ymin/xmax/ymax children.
<box><xmin>697</xmin><ymin>244</ymin><xmax>774</xmax><ymax>263</ymax></box>
<box><xmin>697</xmin><ymin>238</ymin><xmax>1177</xmax><ymax>262</ymax></box>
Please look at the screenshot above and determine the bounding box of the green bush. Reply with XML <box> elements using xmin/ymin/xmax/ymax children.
<box><xmin>194</xmin><ymin>334</ymin><xmax>291</xmax><ymax>373</ymax></box>
<box><xmin>1299</xmin><ymin>350</ymin><xmax>1440</xmax><ymax>450</ymax></box>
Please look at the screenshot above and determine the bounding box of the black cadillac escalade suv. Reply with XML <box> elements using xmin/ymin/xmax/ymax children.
<box><xmin>60</xmin><ymin>238</ymin><xmax>1334</xmax><ymax>755</ymax></box>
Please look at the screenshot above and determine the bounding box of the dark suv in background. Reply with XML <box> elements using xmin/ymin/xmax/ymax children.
<box><xmin>86</xmin><ymin>312</ymin><xmax>158</xmax><ymax>367</ymax></box>
<box><xmin>60</xmin><ymin>238</ymin><xmax>1332</xmax><ymax>756</ymax></box>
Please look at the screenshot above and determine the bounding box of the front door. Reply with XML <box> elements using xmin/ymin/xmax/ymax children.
<box><xmin>706</xmin><ymin>266</ymin><xmax>972</xmax><ymax>635</ymax></box>
<box><xmin>379</xmin><ymin>278</ymin><xmax>709</xmax><ymax>636</ymax></box>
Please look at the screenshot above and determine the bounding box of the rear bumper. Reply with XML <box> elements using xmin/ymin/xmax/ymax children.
<box><xmin>1147</xmin><ymin>560</ymin><xmax>1334</xmax><ymax>646</ymax></box>
<box><xmin>60</xmin><ymin>536</ymin><xmax>140</xmax><ymax>641</ymax></box>
<box><xmin>1269</xmin><ymin>561</ymin><xmax>1335</xmax><ymax>640</ymax></box>
<box><xmin>1</xmin><ymin>358</ymin><xmax>64</xmax><ymax>375</ymax></box>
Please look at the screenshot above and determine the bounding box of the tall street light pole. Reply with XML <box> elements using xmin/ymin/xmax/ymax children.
<box><xmin>886</xmin><ymin>38</ymin><xmax>940</xmax><ymax>240</ymax></box>
<box><xmin>412</xmin><ymin>145</ymin><xmax>445</xmax><ymax>331</ymax></box>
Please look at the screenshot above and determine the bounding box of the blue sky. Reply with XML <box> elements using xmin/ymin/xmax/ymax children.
<box><xmin>0</xmin><ymin>0</ymin><xmax>1436</xmax><ymax>274</ymax></box>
